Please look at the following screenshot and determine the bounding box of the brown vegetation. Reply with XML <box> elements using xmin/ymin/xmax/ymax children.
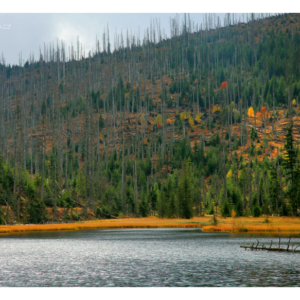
<box><xmin>202</xmin><ymin>216</ymin><xmax>300</xmax><ymax>233</ymax></box>
<box><xmin>1</xmin><ymin>216</ymin><xmax>300</xmax><ymax>235</ymax></box>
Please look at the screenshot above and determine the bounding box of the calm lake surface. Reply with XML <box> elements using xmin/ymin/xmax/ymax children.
<box><xmin>0</xmin><ymin>228</ymin><xmax>299</xmax><ymax>287</ymax></box>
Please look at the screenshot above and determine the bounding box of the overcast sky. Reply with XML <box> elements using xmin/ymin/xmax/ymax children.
<box><xmin>0</xmin><ymin>13</ymin><xmax>228</xmax><ymax>66</ymax></box>
<box><xmin>0</xmin><ymin>1</ymin><xmax>297</xmax><ymax>66</ymax></box>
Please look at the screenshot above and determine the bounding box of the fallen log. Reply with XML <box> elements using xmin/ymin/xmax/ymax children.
<box><xmin>240</xmin><ymin>245</ymin><xmax>300</xmax><ymax>252</ymax></box>
<box><xmin>247</xmin><ymin>125</ymin><xmax>263</xmax><ymax>132</ymax></box>
<box><xmin>240</xmin><ymin>237</ymin><xmax>300</xmax><ymax>252</ymax></box>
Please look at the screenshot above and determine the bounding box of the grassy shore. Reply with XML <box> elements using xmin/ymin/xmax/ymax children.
<box><xmin>1</xmin><ymin>216</ymin><xmax>300</xmax><ymax>235</ymax></box>
<box><xmin>201</xmin><ymin>216</ymin><xmax>300</xmax><ymax>234</ymax></box>
<box><xmin>0</xmin><ymin>216</ymin><xmax>201</xmax><ymax>235</ymax></box>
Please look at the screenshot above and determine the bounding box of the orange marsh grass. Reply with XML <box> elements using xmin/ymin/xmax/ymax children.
<box><xmin>1</xmin><ymin>216</ymin><xmax>300</xmax><ymax>235</ymax></box>
<box><xmin>0</xmin><ymin>216</ymin><xmax>204</xmax><ymax>235</ymax></box>
<box><xmin>202</xmin><ymin>216</ymin><xmax>300</xmax><ymax>233</ymax></box>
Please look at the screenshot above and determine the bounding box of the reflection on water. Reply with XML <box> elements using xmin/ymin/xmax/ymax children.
<box><xmin>0</xmin><ymin>229</ymin><xmax>299</xmax><ymax>287</ymax></box>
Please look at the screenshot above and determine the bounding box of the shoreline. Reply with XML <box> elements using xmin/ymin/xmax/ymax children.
<box><xmin>1</xmin><ymin>216</ymin><xmax>300</xmax><ymax>236</ymax></box>
<box><xmin>0</xmin><ymin>216</ymin><xmax>201</xmax><ymax>235</ymax></box>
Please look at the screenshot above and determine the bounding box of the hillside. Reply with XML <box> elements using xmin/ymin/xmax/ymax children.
<box><xmin>1</xmin><ymin>13</ymin><xmax>300</xmax><ymax>224</ymax></box>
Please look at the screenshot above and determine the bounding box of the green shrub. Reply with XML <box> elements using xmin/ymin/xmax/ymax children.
<box><xmin>0</xmin><ymin>208</ymin><xmax>5</xmax><ymax>225</ymax></box>
<box><xmin>207</xmin><ymin>204</ymin><xmax>214</xmax><ymax>215</ymax></box>
<box><xmin>44</xmin><ymin>195</ymin><xmax>54</xmax><ymax>207</ymax></box>
<box><xmin>235</xmin><ymin>200</ymin><xmax>244</xmax><ymax>217</ymax></box>
<box><xmin>221</xmin><ymin>201</ymin><xmax>231</xmax><ymax>217</ymax></box>
<box><xmin>139</xmin><ymin>197</ymin><xmax>149</xmax><ymax>217</ymax></box>
<box><xmin>72</xmin><ymin>214</ymin><xmax>80</xmax><ymax>221</ymax></box>
<box><xmin>26</xmin><ymin>199</ymin><xmax>48</xmax><ymax>224</ymax></box>
<box><xmin>95</xmin><ymin>207</ymin><xmax>102</xmax><ymax>218</ymax></box>
<box><xmin>253</xmin><ymin>206</ymin><xmax>262</xmax><ymax>217</ymax></box>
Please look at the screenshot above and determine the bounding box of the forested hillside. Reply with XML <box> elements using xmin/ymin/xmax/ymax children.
<box><xmin>1</xmin><ymin>13</ymin><xmax>300</xmax><ymax>224</ymax></box>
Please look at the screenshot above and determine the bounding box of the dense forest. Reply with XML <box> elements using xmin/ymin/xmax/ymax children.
<box><xmin>1</xmin><ymin>13</ymin><xmax>300</xmax><ymax>225</ymax></box>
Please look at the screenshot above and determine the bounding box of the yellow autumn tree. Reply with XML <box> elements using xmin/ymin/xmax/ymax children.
<box><xmin>166</xmin><ymin>118</ymin><xmax>172</xmax><ymax>125</ymax></box>
<box><xmin>180</xmin><ymin>112</ymin><xmax>187</xmax><ymax>120</ymax></box>
<box><xmin>195</xmin><ymin>115</ymin><xmax>201</xmax><ymax>124</ymax></box>
<box><xmin>184</xmin><ymin>112</ymin><xmax>194</xmax><ymax>127</ymax></box>
<box><xmin>99</xmin><ymin>132</ymin><xmax>103</xmax><ymax>141</ymax></box>
<box><xmin>212</xmin><ymin>105</ymin><xmax>221</xmax><ymax>113</ymax></box>
<box><xmin>227</xmin><ymin>169</ymin><xmax>232</xmax><ymax>179</ymax></box>
<box><xmin>292</xmin><ymin>99</ymin><xmax>297</xmax><ymax>106</ymax></box>
<box><xmin>248</xmin><ymin>107</ymin><xmax>254</xmax><ymax>118</ymax></box>
<box><xmin>155</xmin><ymin>114</ymin><xmax>162</xmax><ymax>125</ymax></box>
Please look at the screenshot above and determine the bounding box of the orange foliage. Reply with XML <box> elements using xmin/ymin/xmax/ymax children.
<box><xmin>256</xmin><ymin>107</ymin><xmax>268</xmax><ymax>120</ymax></box>
<box><xmin>220</xmin><ymin>81</ymin><xmax>227</xmax><ymax>89</ymax></box>
<box><xmin>166</xmin><ymin>118</ymin><xmax>173</xmax><ymax>125</ymax></box>
<box><xmin>231</xmin><ymin>210</ymin><xmax>236</xmax><ymax>218</ymax></box>
<box><xmin>99</xmin><ymin>132</ymin><xmax>103</xmax><ymax>141</ymax></box>
<box><xmin>183</xmin><ymin>98</ymin><xmax>187</xmax><ymax>102</ymax></box>
<box><xmin>157</xmin><ymin>123</ymin><xmax>162</xmax><ymax>129</ymax></box>
<box><xmin>248</xmin><ymin>107</ymin><xmax>254</xmax><ymax>118</ymax></box>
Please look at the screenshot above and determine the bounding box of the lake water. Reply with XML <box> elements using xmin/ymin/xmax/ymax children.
<box><xmin>0</xmin><ymin>228</ymin><xmax>299</xmax><ymax>287</ymax></box>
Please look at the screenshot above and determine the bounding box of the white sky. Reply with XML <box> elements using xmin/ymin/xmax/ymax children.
<box><xmin>0</xmin><ymin>1</ymin><xmax>299</xmax><ymax>66</ymax></box>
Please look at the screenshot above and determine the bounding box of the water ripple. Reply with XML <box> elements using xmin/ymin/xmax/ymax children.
<box><xmin>0</xmin><ymin>229</ymin><xmax>299</xmax><ymax>286</ymax></box>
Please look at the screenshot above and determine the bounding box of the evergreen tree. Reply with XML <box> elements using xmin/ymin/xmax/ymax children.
<box><xmin>139</xmin><ymin>193</ymin><xmax>149</xmax><ymax>217</ymax></box>
<box><xmin>168</xmin><ymin>191</ymin><xmax>176</xmax><ymax>218</ymax></box>
<box><xmin>150</xmin><ymin>183</ymin><xmax>160</xmax><ymax>215</ymax></box>
<box><xmin>269</xmin><ymin>165</ymin><xmax>280</xmax><ymax>215</ymax></box>
<box><xmin>25</xmin><ymin>182</ymin><xmax>47</xmax><ymax>224</ymax></box>
<box><xmin>284</xmin><ymin>122</ymin><xmax>296</xmax><ymax>183</ymax></box>
<box><xmin>157</xmin><ymin>183</ymin><xmax>168</xmax><ymax>218</ymax></box>
<box><xmin>221</xmin><ymin>201</ymin><xmax>231</xmax><ymax>217</ymax></box>
<box><xmin>250</xmin><ymin>127</ymin><xmax>258</xmax><ymax>141</ymax></box>
<box><xmin>126</xmin><ymin>182</ymin><xmax>135</xmax><ymax>215</ymax></box>
<box><xmin>284</xmin><ymin>122</ymin><xmax>299</xmax><ymax>214</ymax></box>
<box><xmin>0</xmin><ymin>207</ymin><xmax>5</xmax><ymax>225</ymax></box>
<box><xmin>177</xmin><ymin>160</ymin><xmax>193</xmax><ymax>219</ymax></box>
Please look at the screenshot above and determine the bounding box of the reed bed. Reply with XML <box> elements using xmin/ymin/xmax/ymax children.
<box><xmin>1</xmin><ymin>216</ymin><xmax>300</xmax><ymax>235</ymax></box>
<box><xmin>202</xmin><ymin>216</ymin><xmax>300</xmax><ymax>233</ymax></box>
<box><xmin>0</xmin><ymin>216</ymin><xmax>204</xmax><ymax>235</ymax></box>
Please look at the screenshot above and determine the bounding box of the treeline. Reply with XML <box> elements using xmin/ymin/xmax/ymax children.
<box><xmin>1</xmin><ymin>121</ymin><xmax>300</xmax><ymax>223</ymax></box>
<box><xmin>1</xmin><ymin>13</ymin><xmax>300</xmax><ymax>223</ymax></box>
